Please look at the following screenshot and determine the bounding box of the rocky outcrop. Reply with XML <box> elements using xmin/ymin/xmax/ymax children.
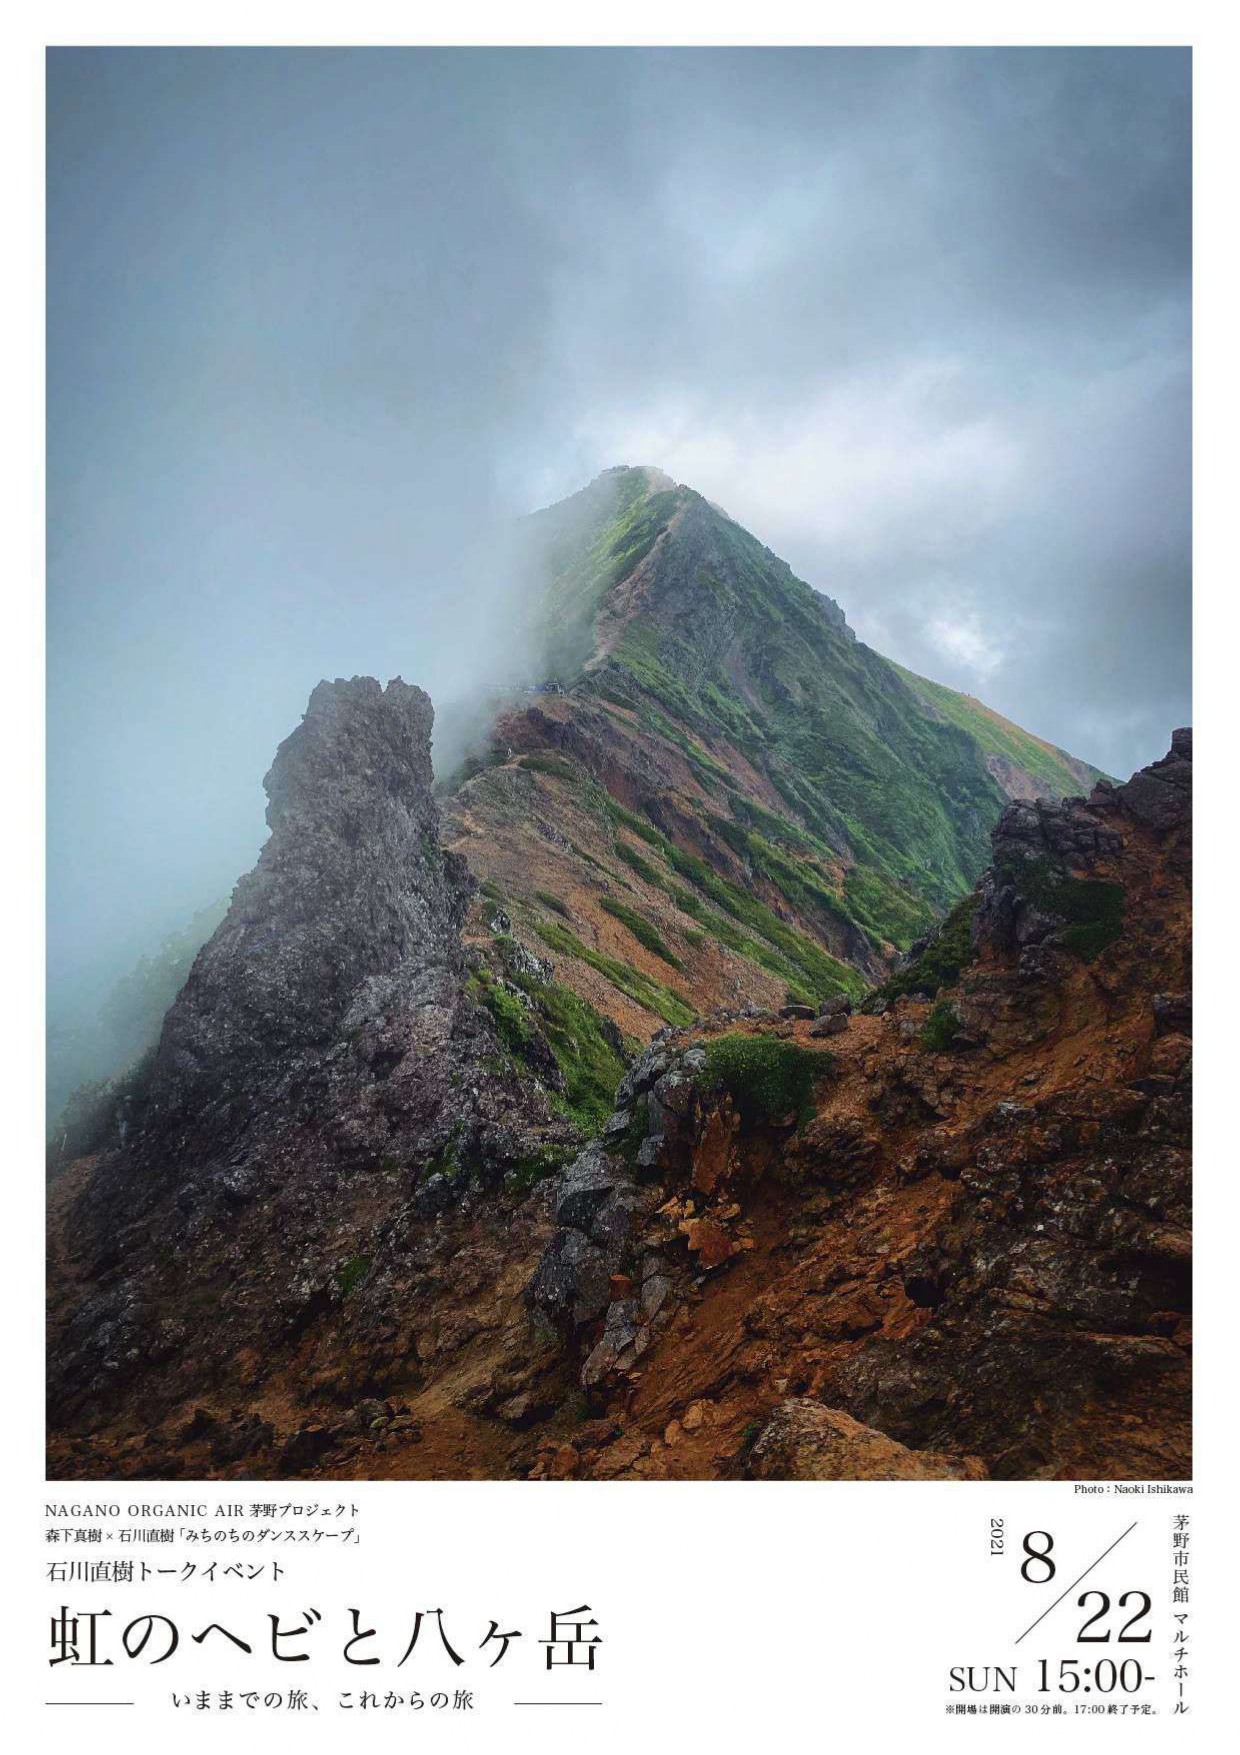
<box><xmin>47</xmin><ymin>678</ymin><xmax>580</xmax><ymax>1447</ymax></box>
<box><xmin>527</xmin><ymin>1044</ymin><xmax>692</xmax><ymax>1387</ymax></box>
<box><xmin>955</xmin><ymin>727</ymin><xmax>1191</xmax><ymax>1060</ymax></box>
<box><xmin>745</xmin><ymin>1401</ymin><xmax>986</xmax><ymax>1481</ymax></box>
<box><xmin>126</xmin><ymin>676</ymin><xmax>471</xmax><ymax>1156</ymax></box>
<box><xmin>973</xmin><ymin>725</ymin><xmax>1189</xmax><ymax>966</ymax></box>
<box><xmin>527</xmin><ymin>1026</ymin><xmax>793</xmax><ymax>1395</ymax></box>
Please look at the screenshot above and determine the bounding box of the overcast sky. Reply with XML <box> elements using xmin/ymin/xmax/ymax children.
<box><xmin>48</xmin><ymin>46</ymin><xmax>1190</xmax><ymax>999</ymax></box>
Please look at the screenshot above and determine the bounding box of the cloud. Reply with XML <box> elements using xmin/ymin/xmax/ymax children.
<box><xmin>575</xmin><ymin>359</ymin><xmax>1023</xmax><ymax>566</ymax></box>
<box><xmin>926</xmin><ymin>606</ymin><xmax>1008</xmax><ymax>682</ymax></box>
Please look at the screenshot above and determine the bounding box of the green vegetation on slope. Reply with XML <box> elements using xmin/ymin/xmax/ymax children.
<box><xmin>1001</xmin><ymin>857</ymin><xmax>1126</xmax><ymax>961</ymax></box>
<box><xmin>531</xmin><ymin>981</ymin><xmax>630</xmax><ymax>1133</ymax></box>
<box><xmin>529</xmin><ymin>916</ymin><xmax>696</xmax><ymax>1028</ymax></box>
<box><xmin>613</xmin><ymin>841</ymin><xmax>664</xmax><ymax>885</ymax></box>
<box><xmin>702</xmin><ymin>1034</ymin><xmax>830</xmax><ymax>1129</ymax></box>
<box><xmin>521</xmin><ymin>753</ymin><xmax>580</xmax><ymax>782</ymax></box>
<box><xmin>871</xmin><ymin>893</ymin><xmax>980</xmax><ymax>1006</ymax></box>
<box><xmin>593</xmin><ymin>495</ymin><xmax>1009</xmax><ymax>918</ymax></box>
<box><xmin>526</xmin><ymin>470</ymin><xmax>1047</xmax><ymax>962</ymax></box>
<box><xmin>527</xmin><ymin>469</ymin><xmax>684</xmax><ymax>682</ymax></box>
<box><xmin>598</xmin><ymin>896</ymin><xmax>683</xmax><ymax>969</ymax></box>
<box><xmin>843</xmin><ymin>863</ymin><xmax>937</xmax><ymax>950</ymax></box>
<box><xmin>919</xmin><ymin>999</ymin><xmax>962</xmax><ymax>1052</ymax></box>
<box><xmin>470</xmin><ymin>966</ymin><xmax>534</xmax><ymax>1057</ymax></box>
<box><xmin>336</xmin><ymin>1256</ymin><xmax>371</xmax><ymax>1296</ymax></box>
<box><xmin>604</xmin><ymin>802</ymin><xmax>864</xmax><ymax>1004</ymax></box>
<box><xmin>473</xmin><ymin>942</ymin><xmax>630</xmax><ymax>1135</ymax></box>
<box><xmin>895</xmin><ymin>666</ymin><xmax>1109</xmax><ymax>800</ymax></box>
<box><xmin>497</xmin><ymin>467</ymin><xmax>1107</xmax><ymax>1024</ymax></box>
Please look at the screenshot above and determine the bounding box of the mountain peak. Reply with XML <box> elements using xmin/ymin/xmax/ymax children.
<box><xmin>597</xmin><ymin>462</ymin><xmax>679</xmax><ymax>495</ymax></box>
<box><xmin>454</xmin><ymin>468</ymin><xmax>1113</xmax><ymax>1044</ymax></box>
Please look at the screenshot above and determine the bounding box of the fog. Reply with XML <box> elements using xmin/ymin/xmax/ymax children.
<box><xmin>47</xmin><ymin>46</ymin><xmax>1190</xmax><ymax>1021</ymax></box>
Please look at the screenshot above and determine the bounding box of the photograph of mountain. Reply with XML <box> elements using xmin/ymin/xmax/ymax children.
<box><xmin>46</xmin><ymin>46</ymin><xmax>1190</xmax><ymax>1482</ymax></box>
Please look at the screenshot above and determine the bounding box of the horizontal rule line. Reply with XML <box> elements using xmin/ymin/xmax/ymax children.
<box><xmin>45</xmin><ymin>1702</ymin><xmax>135</xmax><ymax>1707</ymax></box>
<box><xmin>513</xmin><ymin>1700</ymin><xmax>604</xmax><ymax>1705</ymax></box>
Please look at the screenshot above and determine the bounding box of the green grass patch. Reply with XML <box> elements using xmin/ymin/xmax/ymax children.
<box><xmin>707</xmin><ymin>812</ymin><xmax>854</xmax><ymax>935</ymax></box>
<box><xmin>470</xmin><ymin>970</ymin><xmax>534</xmax><ymax>1055</ymax></box>
<box><xmin>535</xmin><ymin>889</ymin><xmax>572</xmax><ymax>919</ymax></box>
<box><xmin>423</xmin><ymin>1133</ymin><xmax>473</xmax><ymax>1180</ymax></box>
<box><xmin>701</xmin><ymin>1034</ymin><xmax>830</xmax><ymax>1129</ymax></box>
<box><xmin>530</xmin><ymin>918</ymin><xmax>695</xmax><ymax>1028</ymax></box>
<box><xmin>480</xmin><ymin>937</ymin><xmax>631</xmax><ymax>1134</ymax></box>
<box><xmin>843</xmin><ymin>864</ymin><xmax>937</xmax><ymax>952</ymax></box>
<box><xmin>918</xmin><ymin>1000</ymin><xmax>962</xmax><ymax>1053</ymax></box>
<box><xmin>529</xmin><ymin>471</ymin><xmax>683</xmax><ymax>681</ymax></box>
<box><xmin>336</xmin><ymin>1256</ymin><xmax>371</xmax><ymax>1296</ymax></box>
<box><xmin>896</xmin><ymin>665</ymin><xmax>1109</xmax><ymax>799</ymax></box>
<box><xmin>601</xmin><ymin>797</ymin><xmax>862</xmax><ymax>1003</ymax></box>
<box><xmin>599</xmin><ymin>896</ymin><xmax>683</xmax><ymax>970</ymax></box>
<box><xmin>522</xmin><ymin>753</ymin><xmax>580</xmax><ymax>783</ymax></box>
<box><xmin>511</xmin><ymin>472</ymin><xmax>1106</xmax><ymax>1024</ymax></box>
<box><xmin>505</xmin><ymin>1142</ymin><xmax>578</xmax><ymax>1196</ymax></box>
<box><xmin>1006</xmin><ymin>858</ymin><xmax>1126</xmax><ymax>961</ymax></box>
<box><xmin>873</xmin><ymin>894</ymin><xmax>979</xmax><ymax>1005</ymax></box>
<box><xmin>529</xmin><ymin>988</ymin><xmax>627</xmax><ymax>1133</ymax></box>
<box><xmin>518</xmin><ymin>474</ymin><xmax>1106</xmax><ymax>991</ymax></box>
<box><xmin>613</xmin><ymin>842</ymin><xmax>663</xmax><ymax>885</ymax></box>
<box><xmin>608</xmin><ymin>799</ymin><xmax>665</xmax><ymax>847</ymax></box>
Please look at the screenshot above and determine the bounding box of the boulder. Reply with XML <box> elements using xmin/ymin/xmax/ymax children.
<box><xmin>745</xmin><ymin>1400</ymin><xmax>987</xmax><ymax>1480</ymax></box>
<box><xmin>1153</xmin><ymin>992</ymin><xmax>1192</xmax><ymax>1038</ymax></box>
<box><xmin>554</xmin><ymin>1143</ymin><xmax>626</xmax><ymax>1229</ymax></box>
<box><xmin>527</xmin><ymin>1227</ymin><xmax>610</xmax><ymax>1323</ymax></box>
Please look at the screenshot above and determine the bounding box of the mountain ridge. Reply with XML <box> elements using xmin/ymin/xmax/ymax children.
<box><xmin>46</xmin><ymin>720</ymin><xmax>1191</xmax><ymax>1482</ymax></box>
<box><xmin>47</xmin><ymin>466</ymin><xmax>1107</xmax><ymax>1130</ymax></box>
<box><xmin>442</xmin><ymin>464</ymin><xmax>1106</xmax><ymax>1047</ymax></box>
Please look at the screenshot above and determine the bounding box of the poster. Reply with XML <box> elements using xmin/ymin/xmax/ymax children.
<box><xmin>13</xmin><ymin>6</ymin><xmax>1227</xmax><ymax>1747</ymax></box>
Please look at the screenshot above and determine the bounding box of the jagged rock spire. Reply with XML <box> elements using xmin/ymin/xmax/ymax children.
<box><xmin>140</xmin><ymin>676</ymin><xmax>471</xmax><ymax>1139</ymax></box>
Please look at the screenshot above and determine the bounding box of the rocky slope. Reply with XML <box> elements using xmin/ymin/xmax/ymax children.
<box><xmin>523</xmin><ymin>731</ymin><xmax>1190</xmax><ymax>1482</ymax></box>
<box><xmin>509</xmin><ymin>733</ymin><xmax>1190</xmax><ymax>1483</ymax></box>
<box><xmin>442</xmin><ymin>465</ymin><xmax>1105</xmax><ymax>1048</ymax></box>
<box><xmin>47</xmin><ymin>678</ymin><xmax>587</xmax><ymax>1471</ymax></box>
<box><xmin>47</xmin><ymin>706</ymin><xmax>1190</xmax><ymax>1482</ymax></box>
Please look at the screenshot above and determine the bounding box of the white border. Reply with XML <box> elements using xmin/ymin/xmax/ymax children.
<box><xmin>6</xmin><ymin>8</ymin><xmax>1233</xmax><ymax>1746</ymax></box>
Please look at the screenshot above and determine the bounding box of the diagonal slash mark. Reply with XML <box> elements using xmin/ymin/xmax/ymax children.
<box><xmin>1014</xmin><ymin>1521</ymin><xmax>1138</xmax><ymax>1646</ymax></box>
